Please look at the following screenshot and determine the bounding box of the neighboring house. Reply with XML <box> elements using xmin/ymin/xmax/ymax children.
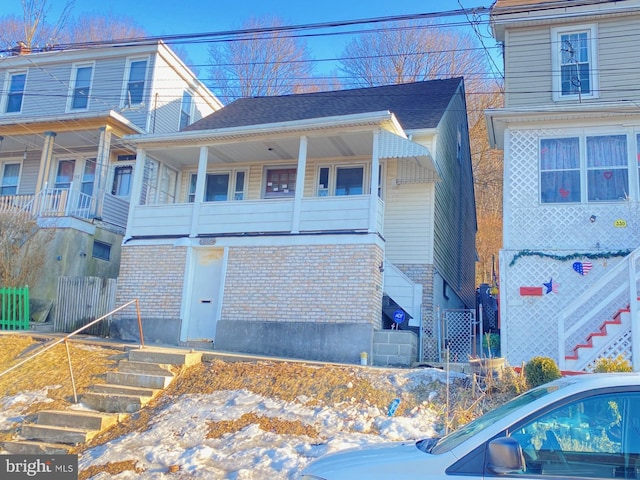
<box><xmin>0</xmin><ymin>41</ymin><xmax>221</xmax><ymax>321</ymax></box>
<box><xmin>486</xmin><ymin>0</ymin><xmax>640</xmax><ymax>371</ymax></box>
<box><xmin>114</xmin><ymin>78</ymin><xmax>476</xmax><ymax>366</ymax></box>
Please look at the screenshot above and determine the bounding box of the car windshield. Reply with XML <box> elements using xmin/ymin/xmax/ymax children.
<box><xmin>429</xmin><ymin>383</ymin><xmax>560</xmax><ymax>454</ymax></box>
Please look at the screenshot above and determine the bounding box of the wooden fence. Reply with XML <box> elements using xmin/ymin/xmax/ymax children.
<box><xmin>54</xmin><ymin>277</ymin><xmax>117</xmax><ymax>336</ymax></box>
<box><xmin>0</xmin><ymin>286</ymin><xmax>30</xmax><ymax>330</ymax></box>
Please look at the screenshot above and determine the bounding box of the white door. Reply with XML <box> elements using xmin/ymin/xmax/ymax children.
<box><xmin>186</xmin><ymin>248</ymin><xmax>224</xmax><ymax>342</ymax></box>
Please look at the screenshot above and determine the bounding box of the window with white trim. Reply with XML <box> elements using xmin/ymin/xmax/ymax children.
<box><xmin>540</xmin><ymin>134</ymin><xmax>629</xmax><ymax>204</ymax></box>
<box><xmin>124</xmin><ymin>58</ymin><xmax>148</xmax><ymax>106</ymax></box>
<box><xmin>316</xmin><ymin>165</ymin><xmax>365</xmax><ymax>196</ymax></box>
<box><xmin>179</xmin><ymin>91</ymin><xmax>193</xmax><ymax>129</ymax></box>
<box><xmin>188</xmin><ymin>170</ymin><xmax>246</xmax><ymax>202</ymax></box>
<box><xmin>264</xmin><ymin>167</ymin><xmax>296</xmax><ymax>198</ymax></box>
<box><xmin>69</xmin><ymin>63</ymin><xmax>93</xmax><ymax>110</ymax></box>
<box><xmin>551</xmin><ymin>25</ymin><xmax>598</xmax><ymax>101</ymax></box>
<box><xmin>4</xmin><ymin>71</ymin><xmax>27</xmax><ymax>113</ymax></box>
<box><xmin>0</xmin><ymin>162</ymin><xmax>20</xmax><ymax>195</ymax></box>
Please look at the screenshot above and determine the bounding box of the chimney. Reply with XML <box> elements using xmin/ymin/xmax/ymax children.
<box><xmin>15</xmin><ymin>41</ymin><xmax>31</xmax><ymax>55</ymax></box>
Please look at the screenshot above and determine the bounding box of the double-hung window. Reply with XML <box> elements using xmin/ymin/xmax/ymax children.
<box><xmin>540</xmin><ymin>134</ymin><xmax>629</xmax><ymax>204</ymax></box>
<box><xmin>179</xmin><ymin>91</ymin><xmax>193</xmax><ymax>129</ymax></box>
<box><xmin>0</xmin><ymin>163</ymin><xmax>20</xmax><ymax>195</ymax></box>
<box><xmin>124</xmin><ymin>58</ymin><xmax>148</xmax><ymax>106</ymax></box>
<box><xmin>5</xmin><ymin>71</ymin><xmax>27</xmax><ymax>113</ymax></box>
<box><xmin>188</xmin><ymin>170</ymin><xmax>246</xmax><ymax>202</ymax></box>
<box><xmin>551</xmin><ymin>25</ymin><xmax>598</xmax><ymax>101</ymax></box>
<box><xmin>316</xmin><ymin>165</ymin><xmax>365</xmax><ymax>196</ymax></box>
<box><xmin>69</xmin><ymin>64</ymin><xmax>93</xmax><ymax>110</ymax></box>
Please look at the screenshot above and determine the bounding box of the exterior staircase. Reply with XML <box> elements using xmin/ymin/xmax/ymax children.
<box><xmin>564</xmin><ymin>308</ymin><xmax>631</xmax><ymax>372</ymax></box>
<box><xmin>2</xmin><ymin>347</ymin><xmax>202</xmax><ymax>454</ymax></box>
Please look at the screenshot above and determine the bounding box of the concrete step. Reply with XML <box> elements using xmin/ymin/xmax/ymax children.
<box><xmin>128</xmin><ymin>348</ymin><xmax>202</xmax><ymax>366</ymax></box>
<box><xmin>21</xmin><ymin>424</ymin><xmax>97</xmax><ymax>445</ymax></box>
<box><xmin>81</xmin><ymin>392</ymin><xmax>152</xmax><ymax>413</ymax></box>
<box><xmin>117</xmin><ymin>359</ymin><xmax>175</xmax><ymax>376</ymax></box>
<box><xmin>2</xmin><ymin>440</ymin><xmax>73</xmax><ymax>455</ymax></box>
<box><xmin>106</xmin><ymin>371</ymin><xmax>173</xmax><ymax>389</ymax></box>
<box><xmin>92</xmin><ymin>383</ymin><xmax>159</xmax><ymax>397</ymax></box>
<box><xmin>36</xmin><ymin>410</ymin><xmax>118</xmax><ymax>431</ymax></box>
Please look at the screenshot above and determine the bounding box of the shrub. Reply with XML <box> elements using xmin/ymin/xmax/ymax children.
<box><xmin>593</xmin><ymin>355</ymin><xmax>632</xmax><ymax>373</ymax></box>
<box><xmin>524</xmin><ymin>356</ymin><xmax>562</xmax><ymax>388</ymax></box>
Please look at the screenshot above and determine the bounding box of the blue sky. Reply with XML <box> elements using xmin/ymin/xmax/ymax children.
<box><xmin>2</xmin><ymin>0</ymin><xmax>499</xmax><ymax>74</ymax></box>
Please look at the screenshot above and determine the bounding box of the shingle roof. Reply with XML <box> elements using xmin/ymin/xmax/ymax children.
<box><xmin>494</xmin><ymin>0</ymin><xmax>611</xmax><ymax>9</ymax></box>
<box><xmin>184</xmin><ymin>78</ymin><xmax>463</xmax><ymax>132</ymax></box>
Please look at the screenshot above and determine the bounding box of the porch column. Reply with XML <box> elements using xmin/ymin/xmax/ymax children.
<box><xmin>291</xmin><ymin>135</ymin><xmax>307</xmax><ymax>234</ymax></box>
<box><xmin>35</xmin><ymin>131</ymin><xmax>57</xmax><ymax>193</ymax></box>
<box><xmin>94</xmin><ymin>126</ymin><xmax>112</xmax><ymax>219</ymax></box>
<box><xmin>190</xmin><ymin>146</ymin><xmax>209</xmax><ymax>238</ymax></box>
<box><xmin>369</xmin><ymin>131</ymin><xmax>380</xmax><ymax>233</ymax></box>
<box><xmin>124</xmin><ymin>148</ymin><xmax>146</xmax><ymax>240</ymax></box>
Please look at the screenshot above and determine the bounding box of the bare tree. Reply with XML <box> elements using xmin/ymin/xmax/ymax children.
<box><xmin>0</xmin><ymin>0</ymin><xmax>74</xmax><ymax>52</ymax></box>
<box><xmin>0</xmin><ymin>208</ymin><xmax>53</xmax><ymax>288</ymax></box>
<box><xmin>64</xmin><ymin>12</ymin><xmax>145</xmax><ymax>44</ymax></box>
<box><xmin>207</xmin><ymin>17</ymin><xmax>316</xmax><ymax>102</ymax></box>
<box><xmin>339</xmin><ymin>21</ymin><xmax>505</xmax><ymax>286</ymax></box>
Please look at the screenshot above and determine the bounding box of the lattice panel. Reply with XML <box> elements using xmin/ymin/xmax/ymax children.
<box><xmin>421</xmin><ymin>306</ymin><xmax>438</xmax><ymax>362</ymax></box>
<box><xmin>440</xmin><ymin>309</ymin><xmax>475</xmax><ymax>363</ymax></box>
<box><xmin>501</xmin><ymin>245</ymin><xmax>640</xmax><ymax>367</ymax></box>
<box><xmin>584</xmin><ymin>329</ymin><xmax>632</xmax><ymax>372</ymax></box>
<box><xmin>505</xmin><ymin>130</ymin><xmax>640</xmax><ymax>251</ymax></box>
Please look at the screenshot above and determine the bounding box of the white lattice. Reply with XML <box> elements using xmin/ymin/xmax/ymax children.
<box><xmin>584</xmin><ymin>329</ymin><xmax>633</xmax><ymax>372</ymax></box>
<box><xmin>506</xmin><ymin>130</ymin><xmax>640</xmax><ymax>251</ymax></box>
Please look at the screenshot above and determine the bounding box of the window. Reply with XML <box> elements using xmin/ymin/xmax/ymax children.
<box><xmin>188</xmin><ymin>170</ymin><xmax>246</xmax><ymax>202</ymax></box>
<box><xmin>552</xmin><ymin>25</ymin><xmax>598</xmax><ymax>101</ymax></box>
<box><xmin>158</xmin><ymin>166</ymin><xmax>177</xmax><ymax>204</ymax></box>
<box><xmin>179</xmin><ymin>91</ymin><xmax>193</xmax><ymax>129</ymax></box>
<box><xmin>140</xmin><ymin>158</ymin><xmax>159</xmax><ymax>205</ymax></box>
<box><xmin>335</xmin><ymin>167</ymin><xmax>363</xmax><ymax>195</ymax></box>
<box><xmin>92</xmin><ymin>241</ymin><xmax>111</xmax><ymax>261</ymax></box>
<box><xmin>540</xmin><ymin>137</ymin><xmax>581</xmax><ymax>203</ymax></box>
<box><xmin>125</xmin><ymin>59</ymin><xmax>147</xmax><ymax>106</ymax></box>
<box><xmin>265</xmin><ymin>168</ymin><xmax>296</xmax><ymax>198</ymax></box>
<box><xmin>540</xmin><ymin>134</ymin><xmax>629</xmax><ymax>204</ymax></box>
<box><xmin>55</xmin><ymin>160</ymin><xmax>75</xmax><ymax>189</ymax></box>
<box><xmin>509</xmin><ymin>392</ymin><xmax>640</xmax><ymax>477</ymax></box>
<box><xmin>70</xmin><ymin>64</ymin><xmax>93</xmax><ymax>110</ymax></box>
<box><xmin>0</xmin><ymin>163</ymin><xmax>20</xmax><ymax>195</ymax></box>
<box><xmin>315</xmin><ymin>165</ymin><xmax>365</xmax><ymax>196</ymax></box>
<box><xmin>81</xmin><ymin>158</ymin><xmax>96</xmax><ymax>196</ymax></box>
<box><xmin>112</xmin><ymin>165</ymin><xmax>132</xmax><ymax>197</ymax></box>
<box><xmin>5</xmin><ymin>72</ymin><xmax>26</xmax><ymax>113</ymax></box>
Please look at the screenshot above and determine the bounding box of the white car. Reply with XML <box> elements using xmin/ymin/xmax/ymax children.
<box><xmin>299</xmin><ymin>373</ymin><xmax>640</xmax><ymax>479</ymax></box>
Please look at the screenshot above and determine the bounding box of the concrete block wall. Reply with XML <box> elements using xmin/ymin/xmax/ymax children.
<box><xmin>373</xmin><ymin>330</ymin><xmax>418</xmax><ymax>367</ymax></box>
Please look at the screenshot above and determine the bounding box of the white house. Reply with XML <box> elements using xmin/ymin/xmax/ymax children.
<box><xmin>486</xmin><ymin>0</ymin><xmax>640</xmax><ymax>371</ymax></box>
<box><xmin>114</xmin><ymin>78</ymin><xmax>477</xmax><ymax>366</ymax></box>
<box><xmin>0</xmin><ymin>41</ymin><xmax>221</xmax><ymax>322</ymax></box>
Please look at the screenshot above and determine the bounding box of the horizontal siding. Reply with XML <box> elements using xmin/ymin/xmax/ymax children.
<box><xmin>598</xmin><ymin>15</ymin><xmax>640</xmax><ymax>103</ymax></box>
<box><xmin>384</xmin><ymin>159</ymin><xmax>433</xmax><ymax>265</ymax></box>
<box><xmin>504</xmin><ymin>26</ymin><xmax>553</xmax><ymax>107</ymax></box>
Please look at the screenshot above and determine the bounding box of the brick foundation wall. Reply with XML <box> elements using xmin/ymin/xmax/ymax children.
<box><xmin>222</xmin><ymin>244</ymin><xmax>384</xmax><ymax>328</ymax></box>
<box><xmin>116</xmin><ymin>244</ymin><xmax>187</xmax><ymax>320</ymax></box>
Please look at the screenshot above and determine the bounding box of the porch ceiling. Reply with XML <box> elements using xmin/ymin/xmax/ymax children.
<box><xmin>138</xmin><ymin>130</ymin><xmax>379</xmax><ymax>167</ymax></box>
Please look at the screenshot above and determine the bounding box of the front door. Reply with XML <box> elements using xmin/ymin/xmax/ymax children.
<box><xmin>185</xmin><ymin>248</ymin><xmax>224</xmax><ymax>342</ymax></box>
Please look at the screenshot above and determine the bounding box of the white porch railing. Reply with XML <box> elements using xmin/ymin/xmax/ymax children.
<box><xmin>25</xmin><ymin>186</ymin><xmax>95</xmax><ymax>220</ymax></box>
<box><xmin>128</xmin><ymin>195</ymin><xmax>379</xmax><ymax>238</ymax></box>
<box><xmin>557</xmin><ymin>247</ymin><xmax>640</xmax><ymax>371</ymax></box>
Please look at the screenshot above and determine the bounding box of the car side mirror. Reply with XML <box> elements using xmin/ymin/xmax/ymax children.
<box><xmin>486</xmin><ymin>437</ymin><xmax>526</xmax><ymax>474</ymax></box>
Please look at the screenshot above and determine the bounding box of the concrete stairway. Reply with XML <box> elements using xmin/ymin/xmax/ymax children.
<box><xmin>2</xmin><ymin>347</ymin><xmax>202</xmax><ymax>454</ymax></box>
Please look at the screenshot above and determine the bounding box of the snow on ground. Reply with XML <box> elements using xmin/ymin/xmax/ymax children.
<box><xmin>1</xmin><ymin>367</ymin><xmax>465</xmax><ymax>479</ymax></box>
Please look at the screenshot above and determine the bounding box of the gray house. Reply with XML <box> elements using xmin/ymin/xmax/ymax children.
<box><xmin>115</xmin><ymin>78</ymin><xmax>477</xmax><ymax>366</ymax></box>
<box><xmin>0</xmin><ymin>41</ymin><xmax>221</xmax><ymax>321</ymax></box>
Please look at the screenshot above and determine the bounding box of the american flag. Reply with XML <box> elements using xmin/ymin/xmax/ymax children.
<box><xmin>573</xmin><ymin>261</ymin><xmax>593</xmax><ymax>275</ymax></box>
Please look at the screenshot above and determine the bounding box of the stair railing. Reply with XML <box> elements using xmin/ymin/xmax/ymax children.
<box><xmin>0</xmin><ymin>299</ymin><xmax>143</xmax><ymax>403</ymax></box>
<box><xmin>557</xmin><ymin>248</ymin><xmax>640</xmax><ymax>370</ymax></box>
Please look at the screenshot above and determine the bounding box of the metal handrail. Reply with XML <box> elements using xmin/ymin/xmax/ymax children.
<box><xmin>0</xmin><ymin>299</ymin><xmax>143</xmax><ymax>403</ymax></box>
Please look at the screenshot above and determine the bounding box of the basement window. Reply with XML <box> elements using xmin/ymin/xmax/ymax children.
<box><xmin>92</xmin><ymin>241</ymin><xmax>111</xmax><ymax>261</ymax></box>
